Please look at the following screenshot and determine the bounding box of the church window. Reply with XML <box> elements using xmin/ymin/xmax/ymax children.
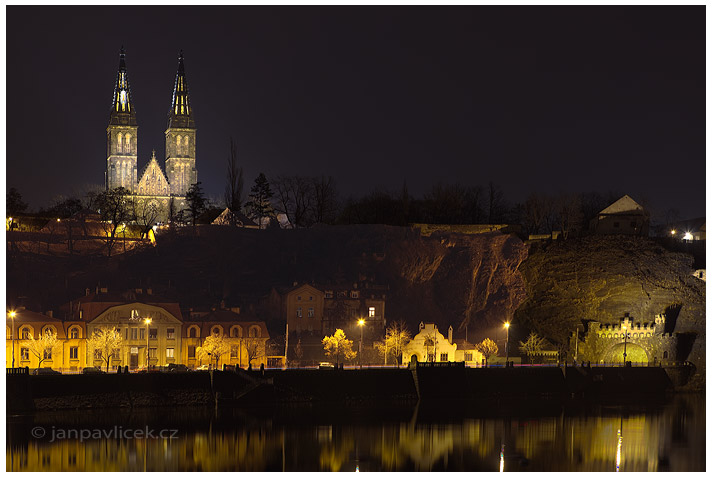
<box><xmin>117</xmin><ymin>133</ymin><xmax>123</xmax><ymax>153</ymax></box>
<box><xmin>184</xmin><ymin>136</ymin><xmax>189</xmax><ymax>154</ymax></box>
<box><xmin>663</xmin><ymin>351</ymin><xmax>668</xmax><ymax>359</ymax></box>
<box><xmin>125</xmin><ymin>134</ymin><xmax>132</xmax><ymax>153</ymax></box>
<box><xmin>176</xmin><ymin>135</ymin><xmax>182</xmax><ymax>155</ymax></box>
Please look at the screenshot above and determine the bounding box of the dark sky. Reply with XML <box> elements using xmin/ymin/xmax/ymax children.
<box><xmin>6</xmin><ymin>6</ymin><xmax>706</xmax><ymax>220</ymax></box>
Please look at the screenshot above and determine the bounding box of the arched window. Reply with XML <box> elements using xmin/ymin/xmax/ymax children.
<box><xmin>230</xmin><ymin>326</ymin><xmax>242</xmax><ymax>338</ymax></box>
<box><xmin>69</xmin><ymin>326</ymin><xmax>80</xmax><ymax>339</ymax></box>
<box><xmin>117</xmin><ymin>133</ymin><xmax>123</xmax><ymax>153</ymax></box>
<box><xmin>125</xmin><ymin>134</ymin><xmax>132</xmax><ymax>154</ymax></box>
<box><xmin>42</xmin><ymin>325</ymin><xmax>56</xmax><ymax>337</ymax></box>
<box><xmin>184</xmin><ymin>136</ymin><xmax>189</xmax><ymax>155</ymax></box>
<box><xmin>211</xmin><ymin>325</ymin><xmax>223</xmax><ymax>336</ymax></box>
<box><xmin>663</xmin><ymin>351</ymin><xmax>668</xmax><ymax>359</ymax></box>
<box><xmin>20</xmin><ymin>327</ymin><xmax>32</xmax><ymax>340</ymax></box>
<box><xmin>188</xmin><ymin>325</ymin><xmax>200</xmax><ymax>338</ymax></box>
<box><xmin>176</xmin><ymin>135</ymin><xmax>182</xmax><ymax>155</ymax></box>
<box><xmin>249</xmin><ymin>326</ymin><xmax>260</xmax><ymax>338</ymax></box>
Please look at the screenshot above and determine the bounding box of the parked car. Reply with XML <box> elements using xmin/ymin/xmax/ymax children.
<box><xmin>165</xmin><ymin>364</ymin><xmax>191</xmax><ymax>373</ymax></box>
<box><xmin>32</xmin><ymin>368</ymin><xmax>61</xmax><ymax>375</ymax></box>
<box><xmin>195</xmin><ymin>364</ymin><xmax>210</xmax><ymax>371</ymax></box>
<box><xmin>318</xmin><ymin>362</ymin><xmax>335</xmax><ymax>370</ymax></box>
<box><xmin>82</xmin><ymin>367</ymin><xmax>106</xmax><ymax>374</ymax></box>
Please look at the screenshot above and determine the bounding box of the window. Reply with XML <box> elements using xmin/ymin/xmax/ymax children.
<box><xmin>309</xmin><ymin>296</ymin><xmax>313</xmax><ymax>301</ymax></box>
<box><xmin>211</xmin><ymin>326</ymin><xmax>222</xmax><ymax>336</ymax></box>
<box><xmin>464</xmin><ymin>352</ymin><xmax>473</xmax><ymax>362</ymax></box>
<box><xmin>69</xmin><ymin>328</ymin><xmax>79</xmax><ymax>339</ymax></box>
<box><xmin>231</xmin><ymin>345</ymin><xmax>239</xmax><ymax>359</ymax></box>
<box><xmin>230</xmin><ymin>326</ymin><xmax>242</xmax><ymax>338</ymax></box>
<box><xmin>308</xmin><ymin>307</ymin><xmax>315</xmax><ymax>318</ymax></box>
<box><xmin>440</xmin><ymin>353</ymin><xmax>448</xmax><ymax>362</ymax></box>
<box><xmin>149</xmin><ymin>348</ymin><xmax>157</xmax><ymax>359</ymax></box>
<box><xmin>188</xmin><ymin>346</ymin><xmax>196</xmax><ymax>359</ymax></box>
<box><xmin>188</xmin><ymin>326</ymin><xmax>198</xmax><ymax>338</ymax></box>
<box><xmin>130</xmin><ymin>347</ymin><xmax>138</xmax><ymax>355</ymax></box>
<box><xmin>167</xmin><ymin>328</ymin><xmax>175</xmax><ymax>339</ymax></box>
<box><xmin>70</xmin><ymin>347</ymin><xmax>78</xmax><ymax>360</ymax></box>
<box><xmin>166</xmin><ymin>348</ymin><xmax>175</xmax><ymax>359</ymax></box>
<box><xmin>20</xmin><ymin>328</ymin><xmax>30</xmax><ymax>340</ymax></box>
<box><xmin>112</xmin><ymin>348</ymin><xmax>120</xmax><ymax>359</ymax></box>
<box><xmin>297</xmin><ymin>296</ymin><xmax>301</xmax><ymax>301</ymax></box>
<box><xmin>79</xmin><ymin>310</ymin><xmax>83</xmax><ymax>319</ymax></box>
<box><xmin>325</xmin><ymin>291</ymin><xmax>333</xmax><ymax>299</ymax></box>
<box><xmin>94</xmin><ymin>350</ymin><xmax>102</xmax><ymax>360</ymax></box>
<box><xmin>130</xmin><ymin>328</ymin><xmax>138</xmax><ymax>340</ymax></box>
<box><xmin>368</xmin><ymin>307</ymin><xmax>376</xmax><ymax>318</ymax></box>
<box><xmin>427</xmin><ymin>353</ymin><xmax>435</xmax><ymax>362</ymax></box>
<box><xmin>149</xmin><ymin>328</ymin><xmax>157</xmax><ymax>339</ymax></box>
<box><xmin>296</xmin><ymin>307</ymin><xmax>302</xmax><ymax>318</ymax></box>
<box><xmin>663</xmin><ymin>351</ymin><xmax>668</xmax><ymax>359</ymax></box>
<box><xmin>20</xmin><ymin>348</ymin><xmax>29</xmax><ymax>361</ymax></box>
<box><xmin>139</xmin><ymin>328</ymin><xmax>145</xmax><ymax>340</ymax></box>
<box><xmin>249</xmin><ymin>326</ymin><xmax>260</xmax><ymax>338</ymax></box>
<box><xmin>350</xmin><ymin>291</ymin><xmax>359</xmax><ymax>299</ymax></box>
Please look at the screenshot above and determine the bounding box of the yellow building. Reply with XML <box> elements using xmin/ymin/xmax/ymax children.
<box><xmin>401</xmin><ymin>322</ymin><xmax>483</xmax><ymax>365</ymax></box>
<box><xmin>182</xmin><ymin>308</ymin><xmax>271</xmax><ymax>369</ymax></box>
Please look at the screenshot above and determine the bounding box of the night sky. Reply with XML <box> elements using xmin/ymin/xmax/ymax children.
<box><xmin>6</xmin><ymin>6</ymin><xmax>705</xmax><ymax>220</ymax></box>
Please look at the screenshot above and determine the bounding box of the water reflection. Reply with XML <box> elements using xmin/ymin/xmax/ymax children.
<box><xmin>6</xmin><ymin>395</ymin><xmax>705</xmax><ymax>472</ymax></box>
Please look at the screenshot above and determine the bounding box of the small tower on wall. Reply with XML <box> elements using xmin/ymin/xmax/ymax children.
<box><xmin>106</xmin><ymin>47</ymin><xmax>138</xmax><ymax>192</ymax></box>
<box><xmin>165</xmin><ymin>51</ymin><xmax>197</xmax><ymax>196</ymax></box>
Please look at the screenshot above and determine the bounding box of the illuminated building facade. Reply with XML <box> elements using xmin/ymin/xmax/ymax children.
<box><xmin>105</xmin><ymin>48</ymin><xmax>197</xmax><ymax>221</ymax></box>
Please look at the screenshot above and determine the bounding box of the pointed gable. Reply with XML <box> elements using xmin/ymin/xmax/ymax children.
<box><xmin>137</xmin><ymin>151</ymin><xmax>170</xmax><ymax>196</ymax></box>
<box><xmin>599</xmin><ymin>195</ymin><xmax>646</xmax><ymax>215</ymax></box>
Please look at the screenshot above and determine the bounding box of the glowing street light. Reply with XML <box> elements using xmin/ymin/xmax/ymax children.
<box><xmin>358</xmin><ymin>318</ymin><xmax>365</xmax><ymax>369</ymax></box>
<box><xmin>670</xmin><ymin>229</ymin><xmax>676</xmax><ymax>236</ymax></box>
<box><xmin>9</xmin><ymin>310</ymin><xmax>16</xmax><ymax>368</ymax></box>
<box><xmin>144</xmin><ymin>317</ymin><xmax>152</xmax><ymax>369</ymax></box>
<box><xmin>504</xmin><ymin>322</ymin><xmax>510</xmax><ymax>366</ymax></box>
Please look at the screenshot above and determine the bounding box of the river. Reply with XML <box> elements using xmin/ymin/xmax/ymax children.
<box><xmin>6</xmin><ymin>394</ymin><xmax>704</xmax><ymax>472</ymax></box>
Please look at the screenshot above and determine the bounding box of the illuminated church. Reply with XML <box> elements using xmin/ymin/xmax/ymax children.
<box><xmin>105</xmin><ymin>48</ymin><xmax>197</xmax><ymax>219</ymax></box>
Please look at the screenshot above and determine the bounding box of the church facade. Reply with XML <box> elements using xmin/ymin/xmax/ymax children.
<box><xmin>105</xmin><ymin>48</ymin><xmax>197</xmax><ymax>222</ymax></box>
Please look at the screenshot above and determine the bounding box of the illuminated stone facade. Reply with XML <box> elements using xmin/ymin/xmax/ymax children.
<box><xmin>105</xmin><ymin>49</ymin><xmax>197</xmax><ymax>222</ymax></box>
<box><xmin>572</xmin><ymin>314</ymin><xmax>679</xmax><ymax>365</ymax></box>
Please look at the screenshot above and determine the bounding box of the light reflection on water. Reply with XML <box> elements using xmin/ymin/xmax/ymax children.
<box><xmin>6</xmin><ymin>394</ymin><xmax>704</xmax><ymax>472</ymax></box>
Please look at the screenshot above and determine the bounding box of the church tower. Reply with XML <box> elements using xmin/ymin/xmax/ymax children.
<box><xmin>165</xmin><ymin>51</ymin><xmax>197</xmax><ymax>196</ymax></box>
<box><xmin>106</xmin><ymin>47</ymin><xmax>138</xmax><ymax>191</ymax></box>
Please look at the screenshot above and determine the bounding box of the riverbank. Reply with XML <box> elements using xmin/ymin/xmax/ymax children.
<box><xmin>6</xmin><ymin>364</ymin><xmax>686</xmax><ymax>412</ymax></box>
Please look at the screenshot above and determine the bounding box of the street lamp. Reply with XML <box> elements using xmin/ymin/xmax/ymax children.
<box><xmin>9</xmin><ymin>310</ymin><xmax>16</xmax><ymax>368</ymax></box>
<box><xmin>144</xmin><ymin>317</ymin><xmax>152</xmax><ymax>369</ymax></box>
<box><xmin>622</xmin><ymin>324</ymin><xmax>628</xmax><ymax>366</ymax></box>
<box><xmin>358</xmin><ymin>318</ymin><xmax>365</xmax><ymax>369</ymax></box>
<box><xmin>504</xmin><ymin>322</ymin><xmax>510</xmax><ymax>366</ymax></box>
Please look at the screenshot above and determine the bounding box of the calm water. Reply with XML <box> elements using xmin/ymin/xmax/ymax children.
<box><xmin>6</xmin><ymin>394</ymin><xmax>705</xmax><ymax>472</ymax></box>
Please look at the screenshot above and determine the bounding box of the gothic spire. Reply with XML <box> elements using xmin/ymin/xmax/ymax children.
<box><xmin>109</xmin><ymin>46</ymin><xmax>137</xmax><ymax>126</ymax></box>
<box><xmin>168</xmin><ymin>50</ymin><xmax>195</xmax><ymax>128</ymax></box>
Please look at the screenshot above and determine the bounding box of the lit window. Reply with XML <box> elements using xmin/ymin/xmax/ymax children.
<box><xmin>21</xmin><ymin>348</ymin><xmax>29</xmax><ymax>361</ymax></box>
<box><xmin>149</xmin><ymin>329</ymin><xmax>158</xmax><ymax>339</ymax></box>
<box><xmin>325</xmin><ymin>291</ymin><xmax>333</xmax><ymax>299</ymax></box>
<box><xmin>308</xmin><ymin>307</ymin><xmax>315</xmax><ymax>318</ymax></box>
<box><xmin>296</xmin><ymin>307</ymin><xmax>302</xmax><ymax>318</ymax></box>
<box><xmin>44</xmin><ymin>350</ymin><xmax>52</xmax><ymax>360</ymax></box>
<box><xmin>167</xmin><ymin>328</ymin><xmax>175</xmax><ymax>339</ymax></box>
<box><xmin>231</xmin><ymin>345</ymin><xmax>239</xmax><ymax>359</ymax></box>
<box><xmin>70</xmin><ymin>347</ymin><xmax>78</xmax><ymax>360</ymax></box>
<box><xmin>368</xmin><ymin>307</ymin><xmax>376</xmax><ymax>318</ymax></box>
<box><xmin>70</xmin><ymin>328</ymin><xmax>79</xmax><ymax>339</ymax></box>
<box><xmin>21</xmin><ymin>328</ymin><xmax>31</xmax><ymax>340</ymax></box>
<box><xmin>350</xmin><ymin>291</ymin><xmax>359</xmax><ymax>299</ymax></box>
<box><xmin>166</xmin><ymin>348</ymin><xmax>175</xmax><ymax>359</ymax></box>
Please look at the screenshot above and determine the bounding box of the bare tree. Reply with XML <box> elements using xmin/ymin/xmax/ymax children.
<box><xmin>244</xmin><ymin>337</ymin><xmax>266</xmax><ymax>366</ymax></box>
<box><xmin>310</xmin><ymin>175</ymin><xmax>339</xmax><ymax>224</ymax></box>
<box><xmin>555</xmin><ymin>193</ymin><xmax>583</xmax><ymax>239</ymax></box>
<box><xmin>519</xmin><ymin>332</ymin><xmax>545</xmax><ymax>364</ymax></box>
<box><xmin>224</xmin><ymin>136</ymin><xmax>244</xmax><ymax>211</ymax></box>
<box><xmin>95</xmin><ymin>187</ymin><xmax>134</xmax><ymax>257</ymax></box>
<box><xmin>132</xmin><ymin>199</ymin><xmax>160</xmax><ymax>239</ymax></box>
<box><xmin>272</xmin><ymin>175</ymin><xmax>313</xmax><ymax>228</ymax></box>
<box><xmin>24</xmin><ymin>329</ymin><xmax>61</xmax><ymax>372</ymax></box>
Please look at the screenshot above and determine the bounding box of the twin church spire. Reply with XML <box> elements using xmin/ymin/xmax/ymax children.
<box><xmin>105</xmin><ymin>47</ymin><xmax>197</xmax><ymax>201</ymax></box>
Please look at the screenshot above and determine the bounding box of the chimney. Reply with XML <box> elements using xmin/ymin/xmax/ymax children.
<box><xmin>448</xmin><ymin>325</ymin><xmax>453</xmax><ymax>344</ymax></box>
<box><xmin>47</xmin><ymin>311</ymin><xmax>53</xmax><ymax>318</ymax></box>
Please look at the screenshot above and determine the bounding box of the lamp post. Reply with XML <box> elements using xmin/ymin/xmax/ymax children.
<box><xmin>358</xmin><ymin>318</ymin><xmax>365</xmax><ymax>369</ymax></box>
<box><xmin>9</xmin><ymin>310</ymin><xmax>16</xmax><ymax>368</ymax></box>
<box><xmin>622</xmin><ymin>324</ymin><xmax>628</xmax><ymax>366</ymax></box>
<box><xmin>144</xmin><ymin>317</ymin><xmax>152</xmax><ymax>369</ymax></box>
<box><xmin>504</xmin><ymin>322</ymin><xmax>510</xmax><ymax>366</ymax></box>
<box><xmin>574</xmin><ymin>325</ymin><xmax>580</xmax><ymax>364</ymax></box>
